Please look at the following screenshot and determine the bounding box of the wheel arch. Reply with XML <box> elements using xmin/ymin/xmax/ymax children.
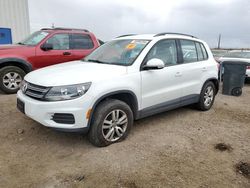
<box><xmin>0</xmin><ymin>58</ymin><xmax>33</xmax><ymax>73</ymax></box>
<box><xmin>87</xmin><ymin>90</ymin><xmax>139</xmax><ymax>128</ymax></box>
<box><xmin>203</xmin><ymin>77</ymin><xmax>219</xmax><ymax>94</ymax></box>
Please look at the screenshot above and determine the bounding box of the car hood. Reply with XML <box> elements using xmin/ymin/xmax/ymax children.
<box><xmin>25</xmin><ymin>61</ymin><xmax>128</xmax><ymax>86</ymax></box>
<box><xmin>0</xmin><ymin>44</ymin><xmax>27</xmax><ymax>50</ymax></box>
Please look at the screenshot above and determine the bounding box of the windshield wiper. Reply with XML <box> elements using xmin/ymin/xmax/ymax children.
<box><xmin>86</xmin><ymin>59</ymin><xmax>109</xmax><ymax>64</ymax></box>
<box><xmin>17</xmin><ymin>42</ymin><xmax>25</xmax><ymax>45</ymax></box>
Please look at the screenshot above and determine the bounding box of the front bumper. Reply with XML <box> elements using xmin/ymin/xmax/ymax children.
<box><xmin>17</xmin><ymin>90</ymin><xmax>94</xmax><ymax>130</ymax></box>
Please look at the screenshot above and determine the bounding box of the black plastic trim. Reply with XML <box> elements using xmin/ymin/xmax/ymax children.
<box><xmin>52</xmin><ymin>127</ymin><xmax>89</xmax><ymax>133</ymax></box>
<box><xmin>204</xmin><ymin>77</ymin><xmax>220</xmax><ymax>94</ymax></box>
<box><xmin>87</xmin><ymin>90</ymin><xmax>139</xmax><ymax>127</ymax></box>
<box><xmin>52</xmin><ymin>113</ymin><xmax>75</xmax><ymax>124</ymax></box>
<box><xmin>154</xmin><ymin>32</ymin><xmax>197</xmax><ymax>38</ymax></box>
<box><xmin>138</xmin><ymin>94</ymin><xmax>199</xmax><ymax>119</ymax></box>
<box><xmin>0</xmin><ymin>58</ymin><xmax>33</xmax><ymax>72</ymax></box>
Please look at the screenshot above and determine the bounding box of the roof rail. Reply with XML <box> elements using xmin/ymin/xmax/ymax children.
<box><xmin>154</xmin><ymin>32</ymin><xmax>197</xmax><ymax>38</ymax></box>
<box><xmin>116</xmin><ymin>34</ymin><xmax>137</xmax><ymax>38</ymax></box>
<box><xmin>41</xmin><ymin>27</ymin><xmax>89</xmax><ymax>32</ymax></box>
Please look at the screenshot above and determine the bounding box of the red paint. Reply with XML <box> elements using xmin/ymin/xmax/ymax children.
<box><xmin>0</xmin><ymin>29</ymin><xmax>100</xmax><ymax>70</ymax></box>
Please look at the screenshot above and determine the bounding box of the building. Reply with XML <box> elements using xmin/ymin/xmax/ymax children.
<box><xmin>0</xmin><ymin>0</ymin><xmax>30</xmax><ymax>44</ymax></box>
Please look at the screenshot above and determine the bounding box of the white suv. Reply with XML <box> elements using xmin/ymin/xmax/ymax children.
<box><xmin>17</xmin><ymin>33</ymin><xmax>219</xmax><ymax>147</ymax></box>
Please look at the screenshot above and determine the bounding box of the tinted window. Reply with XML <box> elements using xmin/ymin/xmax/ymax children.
<box><xmin>70</xmin><ymin>34</ymin><xmax>94</xmax><ymax>49</ymax></box>
<box><xmin>200</xmin><ymin>43</ymin><xmax>208</xmax><ymax>59</ymax></box>
<box><xmin>146</xmin><ymin>40</ymin><xmax>177</xmax><ymax>66</ymax></box>
<box><xmin>180</xmin><ymin>40</ymin><xmax>198</xmax><ymax>63</ymax></box>
<box><xmin>195</xmin><ymin>42</ymin><xmax>204</xmax><ymax>61</ymax></box>
<box><xmin>46</xmin><ymin>34</ymin><xmax>70</xmax><ymax>50</ymax></box>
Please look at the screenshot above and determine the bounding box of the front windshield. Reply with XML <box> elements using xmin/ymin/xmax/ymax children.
<box><xmin>84</xmin><ymin>39</ymin><xmax>150</xmax><ymax>66</ymax></box>
<box><xmin>19</xmin><ymin>31</ymin><xmax>49</xmax><ymax>46</ymax></box>
<box><xmin>224</xmin><ymin>51</ymin><xmax>250</xmax><ymax>59</ymax></box>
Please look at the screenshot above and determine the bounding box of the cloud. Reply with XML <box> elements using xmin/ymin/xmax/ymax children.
<box><xmin>28</xmin><ymin>0</ymin><xmax>250</xmax><ymax>48</ymax></box>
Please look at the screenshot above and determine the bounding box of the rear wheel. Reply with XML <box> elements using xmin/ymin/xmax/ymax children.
<box><xmin>196</xmin><ymin>81</ymin><xmax>216</xmax><ymax>111</ymax></box>
<box><xmin>0</xmin><ymin>66</ymin><xmax>26</xmax><ymax>94</ymax></box>
<box><xmin>88</xmin><ymin>99</ymin><xmax>133</xmax><ymax>147</ymax></box>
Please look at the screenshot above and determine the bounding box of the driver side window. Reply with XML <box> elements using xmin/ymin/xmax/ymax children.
<box><xmin>146</xmin><ymin>40</ymin><xmax>177</xmax><ymax>66</ymax></box>
<box><xmin>45</xmin><ymin>34</ymin><xmax>70</xmax><ymax>50</ymax></box>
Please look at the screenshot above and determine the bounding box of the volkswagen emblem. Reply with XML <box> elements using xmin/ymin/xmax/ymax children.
<box><xmin>22</xmin><ymin>82</ymin><xmax>28</xmax><ymax>93</ymax></box>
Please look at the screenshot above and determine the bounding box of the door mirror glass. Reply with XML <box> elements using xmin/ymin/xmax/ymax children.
<box><xmin>41</xmin><ymin>43</ymin><xmax>53</xmax><ymax>51</ymax></box>
<box><xmin>144</xmin><ymin>58</ymin><xmax>165</xmax><ymax>70</ymax></box>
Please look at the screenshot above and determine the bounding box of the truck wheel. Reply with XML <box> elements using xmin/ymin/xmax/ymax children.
<box><xmin>196</xmin><ymin>81</ymin><xmax>216</xmax><ymax>111</ymax></box>
<box><xmin>88</xmin><ymin>99</ymin><xmax>133</xmax><ymax>147</ymax></box>
<box><xmin>0</xmin><ymin>66</ymin><xmax>26</xmax><ymax>94</ymax></box>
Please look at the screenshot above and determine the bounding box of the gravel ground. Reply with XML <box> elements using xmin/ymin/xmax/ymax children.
<box><xmin>0</xmin><ymin>84</ymin><xmax>249</xmax><ymax>188</ymax></box>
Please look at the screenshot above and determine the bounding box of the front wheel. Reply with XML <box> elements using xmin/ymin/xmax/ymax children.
<box><xmin>88</xmin><ymin>99</ymin><xmax>133</xmax><ymax>147</ymax></box>
<box><xmin>0</xmin><ymin>66</ymin><xmax>26</xmax><ymax>94</ymax></box>
<box><xmin>196</xmin><ymin>81</ymin><xmax>216</xmax><ymax>111</ymax></box>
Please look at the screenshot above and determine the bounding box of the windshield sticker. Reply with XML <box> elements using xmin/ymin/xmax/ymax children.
<box><xmin>126</xmin><ymin>43</ymin><xmax>136</xmax><ymax>50</ymax></box>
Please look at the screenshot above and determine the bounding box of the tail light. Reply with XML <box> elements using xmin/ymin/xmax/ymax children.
<box><xmin>247</xmin><ymin>66</ymin><xmax>250</xmax><ymax>69</ymax></box>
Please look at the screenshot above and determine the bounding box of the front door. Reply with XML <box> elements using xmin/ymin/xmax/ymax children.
<box><xmin>141</xmin><ymin>39</ymin><xmax>183</xmax><ymax>111</ymax></box>
<box><xmin>34</xmin><ymin>33</ymin><xmax>75</xmax><ymax>69</ymax></box>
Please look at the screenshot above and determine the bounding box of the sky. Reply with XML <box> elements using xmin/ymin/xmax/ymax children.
<box><xmin>28</xmin><ymin>0</ymin><xmax>250</xmax><ymax>48</ymax></box>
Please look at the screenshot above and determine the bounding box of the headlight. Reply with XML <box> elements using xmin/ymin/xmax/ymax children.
<box><xmin>44</xmin><ymin>82</ymin><xmax>91</xmax><ymax>101</ymax></box>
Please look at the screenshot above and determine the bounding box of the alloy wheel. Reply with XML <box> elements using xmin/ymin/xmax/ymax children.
<box><xmin>102</xmin><ymin>109</ymin><xmax>128</xmax><ymax>142</ymax></box>
<box><xmin>3</xmin><ymin>72</ymin><xmax>22</xmax><ymax>90</ymax></box>
<box><xmin>204</xmin><ymin>86</ymin><xmax>214</xmax><ymax>107</ymax></box>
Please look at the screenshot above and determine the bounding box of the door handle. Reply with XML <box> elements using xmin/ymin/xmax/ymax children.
<box><xmin>63</xmin><ymin>52</ymin><xmax>71</xmax><ymax>55</ymax></box>
<box><xmin>175</xmin><ymin>72</ymin><xmax>182</xmax><ymax>77</ymax></box>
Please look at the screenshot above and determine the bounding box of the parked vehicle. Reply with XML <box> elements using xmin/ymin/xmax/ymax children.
<box><xmin>0</xmin><ymin>27</ymin><xmax>100</xmax><ymax>94</ymax></box>
<box><xmin>211</xmin><ymin>49</ymin><xmax>228</xmax><ymax>58</ymax></box>
<box><xmin>17</xmin><ymin>33</ymin><xmax>219</xmax><ymax>147</ymax></box>
<box><xmin>218</xmin><ymin>50</ymin><xmax>250</xmax><ymax>79</ymax></box>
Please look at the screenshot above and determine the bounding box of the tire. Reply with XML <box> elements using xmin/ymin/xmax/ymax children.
<box><xmin>0</xmin><ymin>66</ymin><xmax>26</xmax><ymax>94</ymax></box>
<box><xmin>88</xmin><ymin>99</ymin><xmax>133</xmax><ymax>147</ymax></box>
<box><xmin>196</xmin><ymin>81</ymin><xmax>216</xmax><ymax>111</ymax></box>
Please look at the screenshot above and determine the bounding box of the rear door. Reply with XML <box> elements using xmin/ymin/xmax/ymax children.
<box><xmin>34</xmin><ymin>33</ymin><xmax>75</xmax><ymax>68</ymax></box>
<box><xmin>177</xmin><ymin>39</ymin><xmax>209</xmax><ymax>103</ymax></box>
<box><xmin>69</xmin><ymin>33</ymin><xmax>96</xmax><ymax>59</ymax></box>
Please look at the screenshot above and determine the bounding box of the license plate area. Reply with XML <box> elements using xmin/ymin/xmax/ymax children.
<box><xmin>17</xmin><ymin>98</ymin><xmax>25</xmax><ymax>114</ymax></box>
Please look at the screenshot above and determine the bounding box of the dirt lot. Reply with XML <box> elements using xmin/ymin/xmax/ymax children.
<box><xmin>0</xmin><ymin>84</ymin><xmax>249</xmax><ymax>188</ymax></box>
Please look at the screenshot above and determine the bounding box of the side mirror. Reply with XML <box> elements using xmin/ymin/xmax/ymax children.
<box><xmin>41</xmin><ymin>43</ymin><xmax>53</xmax><ymax>51</ymax></box>
<box><xmin>143</xmin><ymin>58</ymin><xmax>165</xmax><ymax>70</ymax></box>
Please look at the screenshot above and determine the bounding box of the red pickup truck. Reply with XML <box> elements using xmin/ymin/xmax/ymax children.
<box><xmin>0</xmin><ymin>28</ymin><xmax>100</xmax><ymax>94</ymax></box>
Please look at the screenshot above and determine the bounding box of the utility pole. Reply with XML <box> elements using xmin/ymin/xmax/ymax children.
<box><xmin>217</xmin><ymin>34</ymin><xmax>221</xmax><ymax>49</ymax></box>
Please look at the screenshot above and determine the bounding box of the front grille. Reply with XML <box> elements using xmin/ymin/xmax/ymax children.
<box><xmin>51</xmin><ymin>113</ymin><xmax>75</xmax><ymax>124</ymax></box>
<box><xmin>24</xmin><ymin>82</ymin><xmax>50</xmax><ymax>100</ymax></box>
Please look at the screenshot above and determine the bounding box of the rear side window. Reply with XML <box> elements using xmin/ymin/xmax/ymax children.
<box><xmin>200</xmin><ymin>43</ymin><xmax>208</xmax><ymax>59</ymax></box>
<box><xmin>195</xmin><ymin>42</ymin><xmax>204</xmax><ymax>61</ymax></box>
<box><xmin>195</xmin><ymin>42</ymin><xmax>209</xmax><ymax>61</ymax></box>
<box><xmin>70</xmin><ymin>34</ymin><xmax>94</xmax><ymax>49</ymax></box>
<box><xmin>180</xmin><ymin>40</ymin><xmax>198</xmax><ymax>63</ymax></box>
